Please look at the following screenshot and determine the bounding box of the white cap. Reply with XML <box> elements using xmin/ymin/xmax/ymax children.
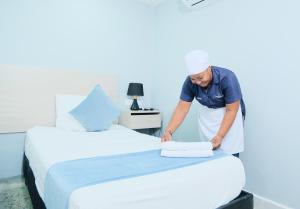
<box><xmin>185</xmin><ymin>50</ymin><xmax>210</xmax><ymax>75</ymax></box>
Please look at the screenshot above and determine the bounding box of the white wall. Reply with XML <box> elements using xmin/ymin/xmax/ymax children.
<box><xmin>0</xmin><ymin>0</ymin><xmax>156</xmax><ymax>179</ymax></box>
<box><xmin>153</xmin><ymin>0</ymin><xmax>299</xmax><ymax>208</ymax></box>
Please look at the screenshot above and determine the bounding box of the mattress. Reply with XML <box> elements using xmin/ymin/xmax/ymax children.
<box><xmin>25</xmin><ymin>125</ymin><xmax>245</xmax><ymax>209</ymax></box>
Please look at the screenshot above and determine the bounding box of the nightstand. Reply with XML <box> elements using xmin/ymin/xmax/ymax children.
<box><xmin>119</xmin><ymin>110</ymin><xmax>162</xmax><ymax>136</ymax></box>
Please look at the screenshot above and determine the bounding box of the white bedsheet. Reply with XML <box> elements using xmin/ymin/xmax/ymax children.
<box><xmin>25</xmin><ymin>125</ymin><xmax>245</xmax><ymax>209</ymax></box>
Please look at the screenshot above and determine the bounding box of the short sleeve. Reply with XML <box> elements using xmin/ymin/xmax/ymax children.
<box><xmin>180</xmin><ymin>77</ymin><xmax>195</xmax><ymax>102</ymax></box>
<box><xmin>222</xmin><ymin>72</ymin><xmax>242</xmax><ymax>104</ymax></box>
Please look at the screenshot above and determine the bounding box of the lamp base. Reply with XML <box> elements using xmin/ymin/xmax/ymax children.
<box><xmin>130</xmin><ymin>98</ymin><xmax>140</xmax><ymax>110</ymax></box>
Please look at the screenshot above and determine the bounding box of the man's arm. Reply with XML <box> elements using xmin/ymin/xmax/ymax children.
<box><xmin>211</xmin><ymin>100</ymin><xmax>240</xmax><ymax>149</ymax></box>
<box><xmin>161</xmin><ymin>100</ymin><xmax>192</xmax><ymax>142</ymax></box>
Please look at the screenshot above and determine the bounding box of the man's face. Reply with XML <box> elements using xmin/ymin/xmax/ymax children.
<box><xmin>190</xmin><ymin>67</ymin><xmax>212</xmax><ymax>87</ymax></box>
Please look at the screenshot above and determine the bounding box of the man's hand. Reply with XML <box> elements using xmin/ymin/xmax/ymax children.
<box><xmin>161</xmin><ymin>130</ymin><xmax>172</xmax><ymax>142</ymax></box>
<box><xmin>211</xmin><ymin>135</ymin><xmax>223</xmax><ymax>150</ymax></box>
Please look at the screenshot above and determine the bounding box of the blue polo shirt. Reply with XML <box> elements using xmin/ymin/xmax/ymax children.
<box><xmin>180</xmin><ymin>66</ymin><xmax>246</xmax><ymax>117</ymax></box>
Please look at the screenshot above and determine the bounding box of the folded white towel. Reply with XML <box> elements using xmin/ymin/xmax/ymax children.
<box><xmin>161</xmin><ymin>141</ymin><xmax>212</xmax><ymax>151</ymax></box>
<box><xmin>161</xmin><ymin>149</ymin><xmax>213</xmax><ymax>158</ymax></box>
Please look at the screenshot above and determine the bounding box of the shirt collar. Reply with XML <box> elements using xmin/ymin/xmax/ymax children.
<box><xmin>211</xmin><ymin>66</ymin><xmax>220</xmax><ymax>85</ymax></box>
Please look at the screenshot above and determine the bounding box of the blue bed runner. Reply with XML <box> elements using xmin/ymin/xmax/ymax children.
<box><xmin>44</xmin><ymin>149</ymin><xmax>228</xmax><ymax>209</ymax></box>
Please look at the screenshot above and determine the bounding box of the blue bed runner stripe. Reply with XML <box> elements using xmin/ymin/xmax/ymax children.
<box><xmin>44</xmin><ymin>149</ymin><xmax>228</xmax><ymax>209</ymax></box>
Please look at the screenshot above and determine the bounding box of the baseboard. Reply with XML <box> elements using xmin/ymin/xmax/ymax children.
<box><xmin>243</xmin><ymin>190</ymin><xmax>292</xmax><ymax>209</ymax></box>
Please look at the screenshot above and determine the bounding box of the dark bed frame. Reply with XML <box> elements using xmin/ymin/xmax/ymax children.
<box><xmin>23</xmin><ymin>155</ymin><xmax>253</xmax><ymax>209</ymax></box>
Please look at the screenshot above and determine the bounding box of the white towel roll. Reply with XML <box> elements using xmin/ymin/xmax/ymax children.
<box><xmin>161</xmin><ymin>141</ymin><xmax>212</xmax><ymax>151</ymax></box>
<box><xmin>161</xmin><ymin>149</ymin><xmax>213</xmax><ymax>158</ymax></box>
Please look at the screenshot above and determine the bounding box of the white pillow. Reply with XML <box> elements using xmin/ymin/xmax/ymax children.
<box><xmin>55</xmin><ymin>94</ymin><xmax>87</xmax><ymax>131</ymax></box>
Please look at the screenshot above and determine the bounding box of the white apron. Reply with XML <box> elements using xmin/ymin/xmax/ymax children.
<box><xmin>198</xmin><ymin>104</ymin><xmax>244</xmax><ymax>154</ymax></box>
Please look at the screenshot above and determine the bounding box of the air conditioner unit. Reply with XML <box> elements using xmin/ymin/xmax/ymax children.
<box><xmin>182</xmin><ymin>0</ymin><xmax>206</xmax><ymax>8</ymax></box>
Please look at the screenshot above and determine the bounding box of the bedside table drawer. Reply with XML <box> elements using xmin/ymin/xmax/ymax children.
<box><xmin>128</xmin><ymin>114</ymin><xmax>161</xmax><ymax>129</ymax></box>
<box><xmin>119</xmin><ymin>111</ymin><xmax>161</xmax><ymax>130</ymax></box>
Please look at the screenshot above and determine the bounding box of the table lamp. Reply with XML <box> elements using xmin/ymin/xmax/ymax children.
<box><xmin>127</xmin><ymin>83</ymin><xmax>144</xmax><ymax>110</ymax></box>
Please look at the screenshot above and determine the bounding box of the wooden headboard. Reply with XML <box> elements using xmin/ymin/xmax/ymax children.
<box><xmin>0</xmin><ymin>65</ymin><xmax>118</xmax><ymax>133</ymax></box>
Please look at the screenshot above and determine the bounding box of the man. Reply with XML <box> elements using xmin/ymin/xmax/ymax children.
<box><xmin>161</xmin><ymin>50</ymin><xmax>245</xmax><ymax>157</ymax></box>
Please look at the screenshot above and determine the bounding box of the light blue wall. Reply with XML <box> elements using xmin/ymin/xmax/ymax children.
<box><xmin>0</xmin><ymin>0</ymin><xmax>156</xmax><ymax>106</ymax></box>
<box><xmin>0</xmin><ymin>133</ymin><xmax>25</xmax><ymax>179</ymax></box>
<box><xmin>0</xmin><ymin>0</ymin><xmax>156</xmax><ymax>179</ymax></box>
<box><xmin>153</xmin><ymin>0</ymin><xmax>299</xmax><ymax>208</ymax></box>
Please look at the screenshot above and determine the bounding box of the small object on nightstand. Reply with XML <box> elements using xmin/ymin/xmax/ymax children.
<box><xmin>143</xmin><ymin>108</ymin><xmax>154</xmax><ymax>111</ymax></box>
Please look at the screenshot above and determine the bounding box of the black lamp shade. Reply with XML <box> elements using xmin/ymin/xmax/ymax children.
<box><xmin>127</xmin><ymin>83</ymin><xmax>144</xmax><ymax>96</ymax></box>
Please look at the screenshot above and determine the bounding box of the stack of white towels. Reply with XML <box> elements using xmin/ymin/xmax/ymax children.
<box><xmin>161</xmin><ymin>141</ymin><xmax>213</xmax><ymax>158</ymax></box>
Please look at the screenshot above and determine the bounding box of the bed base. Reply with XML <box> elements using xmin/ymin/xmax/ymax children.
<box><xmin>23</xmin><ymin>155</ymin><xmax>253</xmax><ymax>209</ymax></box>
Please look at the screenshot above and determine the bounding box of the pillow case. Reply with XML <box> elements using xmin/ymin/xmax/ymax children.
<box><xmin>70</xmin><ymin>85</ymin><xmax>120</xmax><ymax>132</ymax></box>
<box><xmin>55</xmin><ymin>95</ymin><xmax>86</xmax><ymax>132</ymax></box>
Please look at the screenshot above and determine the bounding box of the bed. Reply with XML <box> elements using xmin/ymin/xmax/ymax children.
<box><xmin>23</xmin><ymin>125</ymin><xmax>252</xmax><ymax>209</ymax></box>
<box><xmin>0</xmin><ymin>65</ymin><xmax>253</xmax><ymax>209</ymax></box>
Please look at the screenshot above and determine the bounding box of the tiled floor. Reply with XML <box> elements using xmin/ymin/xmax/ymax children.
<box><xmin>0</xmin><ymin>177</ymin><xmax>32</xmax><ymax>209</ymax></box>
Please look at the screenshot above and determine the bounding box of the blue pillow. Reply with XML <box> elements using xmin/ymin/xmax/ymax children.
<box><xmin>70</xmin><ymin>85</ymin><xmax>120</xmax><ymax>131</ymax></box>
